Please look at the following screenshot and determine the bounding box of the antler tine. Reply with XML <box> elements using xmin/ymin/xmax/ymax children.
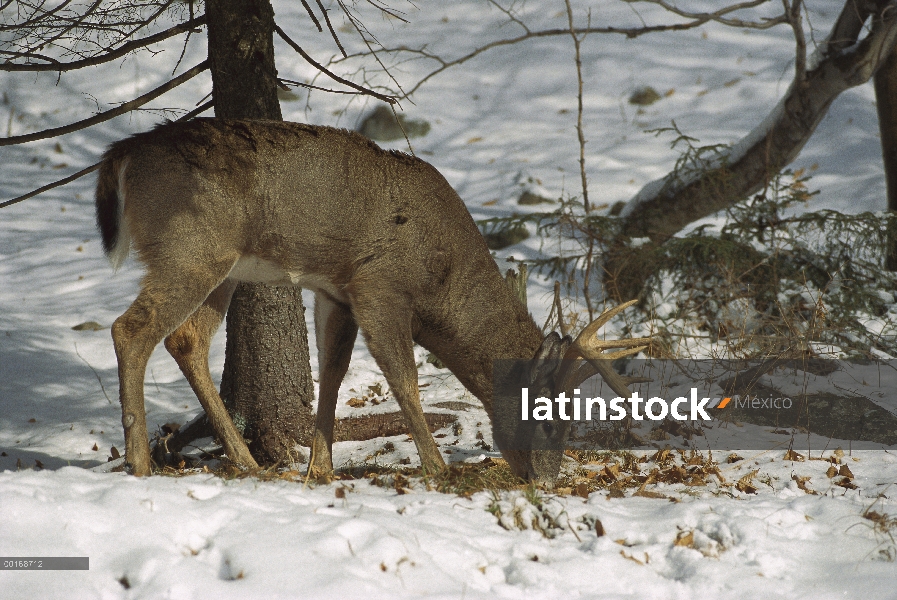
<box><xmin>583</xmin><ymin>336</ymin><xmax>653</xmax><ymax>350</ymax></box>
<box><xmin>598</xmin><ymin>345</ymin><xmax>648</xmax><ymax>361</ymax></box>
<box><xmin>557</xmin><ymin>299</ymin><xmax>652</xmax><ymax>398</ymax></box>
<box><xmin>564</xmin><ymin>299</ymin><xmax>639</xmax><ymax>359</ymax></box>
<box><xmin>582</xmin><ymin>357</ymin><xmax>635</xmax><ymax>399</ymax></box>
<box><xmin>579</xmin><ymin>299</ymin><xmax>638</xmax><ymax>340</ymax></box>
<box><xmin>573</xmin><ymin>361</ymin><xmax>651</xmax><ymax>393</ymax></box>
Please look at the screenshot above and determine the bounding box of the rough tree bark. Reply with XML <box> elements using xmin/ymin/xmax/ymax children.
<box><xmin>605</xmin><ymin>0</ymin><xmax>897</xmax><ymax>300</ymax></box>
<box><xmin>874</xmin><ymin>45</ymin><xmax>897</xmax><ymax>271</ymax></box>
<box><xmin>206</xmin><ymin>0</ymin><xmax>316</xmax><ymax>464</ymax></box>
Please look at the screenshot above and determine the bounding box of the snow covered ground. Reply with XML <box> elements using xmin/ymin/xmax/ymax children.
<box><xmin>1</xmin><ymin>1</ymin><xmax>896</xmax><ymax>598</ymax></box>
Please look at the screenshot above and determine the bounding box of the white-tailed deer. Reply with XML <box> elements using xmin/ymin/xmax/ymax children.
<box><xmin>96</xmin><ymin>119</ymin><xmax>649</xmax><ymax>481</ymax></box>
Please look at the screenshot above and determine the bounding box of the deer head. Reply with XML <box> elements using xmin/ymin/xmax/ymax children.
<box><xmin>492</xmin><ymin>300</ymin><xmax>651</xmax><ymax>483</ymax></box>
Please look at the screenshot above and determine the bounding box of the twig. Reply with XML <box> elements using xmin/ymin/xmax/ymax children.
<box><xmin>487</xmin><ymin>0</ymin><xmax>531</xmax><ymax>34</ymax></box>
<box><xmin>568</xmin><ymin>520</ymin><xmax>583</xmax><ymax>542</ymax></box>
<box><xmin>0</xmin><ymin>163</ymin><xmax>101</xmax><ymax>209</ymax></box>
<box><xmin>554</xmin><ymin>281</ymin><xmax>568</xmax><ymax>337</ymax></box>
<box><xmin>335</xmin><ymin>1</ymin><xmax>408</xmax><ymax>100</ymax></box>
<box><xmin>364</xmin><ymin>0</ymin><xmax>409</xmax><ymax>23</ymax></box>
<box><xmin>565</xmin><ymin>0</ymin><xmax>589</xmax><ymax>212</ymax></box>
<box><xmin>300</xmin><ymin>0</ymin><xmax>324</xmax><ymax>32</ymax></box>
<box><xmin>74</xmin><ymin>342</ymin><xmax>111</xmax><ymax>404</ymax></box>
<box><xmin>334</xmin><ymin>1</ymin><xmax>788</xmax><ymax>100</ymax></box>
<box><xmin>0</xmin><ymin>15</ymin><xmax>207</xmax><ymax>72</ymax></box>
<box><xmin>316</xmin><ymin>0</ymin><xmax>347</xmax><ymax>57</ymax></box>
<box><xmin>274</xmin><ymin>25</ymin><xmax>396</xmax><ymax>104</ymax></box>
<box><xmin>280</xmin><ymin>78</ymin><xmax>379</xmax><ymax>96</ymax></box>
<box><xmin>565</xmin><ymin>0</ymin><xmax>595</xmax><ymax>319</ymax></box>
<box><xmin>633</xmin><ymin>0</ymin><xmax>785</xmax><ymax>29</ymax></box>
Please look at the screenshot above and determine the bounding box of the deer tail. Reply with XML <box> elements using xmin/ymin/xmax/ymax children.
<box><xmin>95</xmin><ymin>153</ymin><xmax>131</xmax><ymax>271</ymax></box>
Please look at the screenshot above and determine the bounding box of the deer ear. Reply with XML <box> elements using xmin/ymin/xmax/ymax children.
<box><xmin>532</xmin><ymin>332</ymin><xmax>572</xmax><ymax>362</ymax></box>
<box><xmin>527</xmin><ymin>333</ymin><xmax>573</xmax><ymax>390</ymax></box>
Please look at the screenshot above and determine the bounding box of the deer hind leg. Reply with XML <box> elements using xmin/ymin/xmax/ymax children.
<box><xmin>350</xmin><ymin>295</ymin><xmax>445</xmax><ymax>475</ymax></box>
<box><xmin>112</xmin><ymin>259</ymin><xmax>237</xmax><ymax>476</ymax></box>
<box><xmin>308</xmin><ymin>292</ymin><xmax>358</xmax><ymax>478</ymax></box>
<box><xmin>164</xmin><ymin>279</ymin><xmax>258</xmax><ymax>470</ymax></box>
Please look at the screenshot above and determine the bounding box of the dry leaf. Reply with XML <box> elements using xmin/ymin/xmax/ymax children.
<box><xmin>784</xmin><ymin>449</ymin><xmax>805</xmax><ymax>462</ymax></box>
<box><xmin>736</xmin><ymin>470</ymin><xmax>758</xmax><ymax>494</ymax></box>
<box><xmin>574</xmin><ymin>482</ymin><xmax>589</xmax><ymax>499</ymax></box>
<box><xmin>674</xmin><ymin>530</ymin><xmax>694</xmax><ymax>548</ymax></box>
<box><xmin>835</xmin><ymin>477</ymin><xmax>857</xmax><ymax>490</ymax></box>
<box><xmin>791</xmin><ymin>474</ymin><xmax>816</xmax><ymax>494</ymax></box>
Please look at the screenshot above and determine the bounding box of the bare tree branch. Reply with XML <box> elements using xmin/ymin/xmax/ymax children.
<box><xmin>605</xmin><ymin>0</ymin><xmax>897</xmax><ymax>299</ymax></box>
<box><xmin>335</xmin><ymin>0</ymin><xmax>407</xmax><ymax>99</ymax></box>
<box><xmin>829</xmin><ymin>0</ymin><xmax>875</xmax><ymax>51</ymax></box>
<box><xmin>487</xmin><ymin>0</ymin><xmax>531</xmax><ymax>33</ymax></box>
<box><xmin>0</xmin><ymin>163</ymin><xmax>101</xmax><ymax>210</ymax></box>
<box><xmin>0</xmin><ymin>99</ymin><xmax>214</xmax><ymax>209</ymax></box>
<box><xmin>315</xmin><ymin>0</ymin><xmax>346</xmax><ymax>57</ymax></box>
<box><xmin>19</xmin><ymin>0</ymin><xmax>103</xmax><ymax>54</ymax></box>
<box><xmin>363</xmin><ymin>0</ymin><xmax>410</xmax><ymax>23</ymax></box>
<box><xmin>565</xmin><ymin>0</ymin><xmax>595</xmax><ymax>319</ymax></box>
<box><xmin>0</xmin><ymin>14</ymin><xmax>207</xmax><ymax>71</ymax></box>
<box><xmin>1</xmin><ymin>0</ymin><xmax>186</xmax><ymax>61</ymax></box>
<box><xmin>300</xmin><ymin>0</ymin><xmax>324</xmax><ymax>32</ymax></box>
<box><xmin>273</xmin><ymin>24</ymin><xmax>396</xmax><ymax>104</ymax></box>
<box><xmin>337</xmin><ymin>2</ymin><xmax>788</xmax><ymax>100</ymax></box>
<box><xmin>0</xmin><ymin>60</ymin><xmax>208</xmax><ymax>146</ymax></box>
<box><xmin>279</xmin><ymin>77</ymin><xmax>379</xmax><ymax>96</ymax></box>
<box><xmin>631</xmin><ymin>0</ymin><xmax>786</xmax><ymax>29</ymax></box>
<box><xmin>784</xmin><ymin>0</ymin><xmax>807</xmax><ymax>82</ymax></box>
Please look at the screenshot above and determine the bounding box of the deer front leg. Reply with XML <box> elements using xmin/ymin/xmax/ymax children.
<box><xmin>308</xmin><ymin>292</ymin><xmax>358</xmax><ymax>478</ymax></box>
<box><xmin>164</xmin><ymin>279</ymin><xmax>258</xmax><ymax>470</ymax></box>
<box><xmin>352</xmin><ymin>298</ymin><xmax>445</xmax><ymax>475</ymax></box>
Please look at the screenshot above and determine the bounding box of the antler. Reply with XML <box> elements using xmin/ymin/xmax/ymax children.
<box><xmin>558</xmin><ymin>299</ymin><xmax>652</xmax><ymax>398</ymax></box>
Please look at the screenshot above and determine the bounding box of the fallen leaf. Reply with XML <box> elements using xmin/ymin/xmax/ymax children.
<box><xmin>674</xmin><ymin>530</ymin><xmax>694</xmax><ymax>548</ymax></box>
<box><xmin>784</xmin><ymin>449</ymin><xmax>805</xmax><ymax>462</ymax></box>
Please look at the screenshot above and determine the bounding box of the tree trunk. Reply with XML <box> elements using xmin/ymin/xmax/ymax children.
<box><xmin>604</xmin><ymin>0</ymin><xmax>897</xmax><ymax>300</ymax></box>
<box><xmin>874</xmin><ymin>45</ymin><xmax>897</xmax><ymax>271</ymax></box>
<box><xmin>206</xmin><ymin>0</ymin><xmax>316</xmax><ymax>464</ymax></box>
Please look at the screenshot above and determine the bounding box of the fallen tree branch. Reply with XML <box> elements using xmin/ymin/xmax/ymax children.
<box><xmin>160</xmin><ymin>410</ymin><xmax>458</xmax><ymax>456</ymax></box>
<box><xmin>605</xmin><ymin>0</ymin><xmax>897</xmax><ymax>299</ymax></box>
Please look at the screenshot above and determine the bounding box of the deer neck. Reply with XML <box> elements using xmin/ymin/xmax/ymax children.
<box><xmin>416</xmin><ymin>264</ymin><xmax>543</xmax><ymax>417</ymax></box>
